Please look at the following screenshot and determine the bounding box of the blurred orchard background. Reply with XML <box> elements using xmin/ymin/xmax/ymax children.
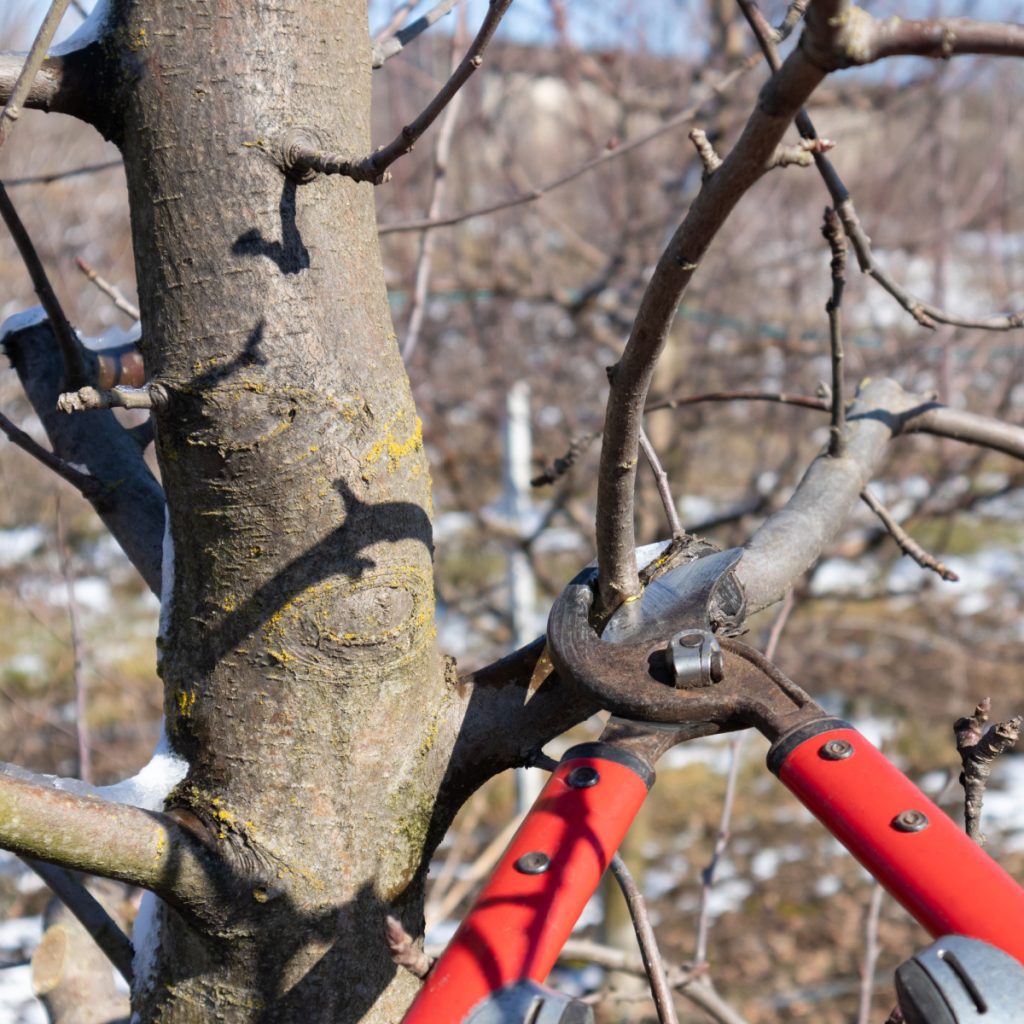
<box><xmin>1</xmin><ymin>0</ymin><xmax>1024</xmax><ymax>1021</ymax></box>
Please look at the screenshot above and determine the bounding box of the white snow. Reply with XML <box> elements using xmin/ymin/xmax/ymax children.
<box><xmin>0</xmin><ymin>916</ymin><xmax>44</xmax><ymax>1024</ymax></box>
<box><xmin>98</xmin><ymin>722</ymin><xmax>187</xmax><ymax>811</ymax></box>
<box><xmin>0</xmin><ymin>306</ymin><xmax>138</xmax><ymax>352</ymax></box>
<box><xmin>0</xmin><ymin>308</ymin><xmax>49</xmax><ymax>345</ymax></box>
<box><xmin>49</xmin><ymin>0</ymin><xmax>112</xmax><ymax>56</ymax></box>
<box><xmin>129</xmin><ymin>890</ymin><xmax>162</xmax><ymax>1017</ymax></box>
<box><xmin>0</xmin><ymin>527</ymin><xmax>46</xmax><ymax>569</ymax></box>
<box><xmin>80</xmin><ymin>320</ymin><xmax>141</xmax><ymax>351</ymax></box>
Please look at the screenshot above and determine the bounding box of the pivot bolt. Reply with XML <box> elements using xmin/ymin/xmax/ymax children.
<box><xmin>566</xmin><ymin>766</ymin><xmax>600</xmax><ymax>789</ymax></box>
<box><xmin>515</xmin><ymin>851</ymin><xmax>551</xmax><ymax>875</ymax></box>
<box><xmin>819</xmin><ymin>739</ymin><xmax>854</xmax><ymax>761</ymax></box>
<box><xmin>892</xmin><ymin>809</ymin><xmax>929</xmax><ymax>833</ymax></box>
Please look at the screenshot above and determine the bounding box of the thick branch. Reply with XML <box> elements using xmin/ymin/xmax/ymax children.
<box><xmin>0</xmin><ymin>46</ymin><xmax>101</xmax><ymax>126</ymax></box>
<box><xmin>3</xmin><ymin>317</ymin><xmax>165</xmax><ymax>594</ymax></box>
<box><xmin>595</xmin><ymin>7</ymin><xmax>834</xmax><ymax>608</ymax></box>
<box><xmin>0</xmin><ymin>0</ymin><xmax>73</xmax><ymax>154</ymax></box>
<box><xmin>738</xmin><ymin>378</ymin><xmax>920</xmax><ymax>614</ymax></box>
<box><xmin>814</xmin><ymin>14</ymin><xmax>1024</xmax><ymax>67</ymax></box>
<box><xmin>0</xmin><ymin>770</ymin><xmax>222</xmax><ymax>914</ymax></box>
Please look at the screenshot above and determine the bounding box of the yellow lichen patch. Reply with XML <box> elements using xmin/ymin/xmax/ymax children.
<box><xmin>361</xmin><ymin>416</ymin><xmax>423</xmax><ymax>479</ymax></box>
<box><xmin>220</xmin><ymin>594</ymin><xmax>238</xmax><ymax>613</ymax></box>
<box><xmin>175</xmin><ymin>689</ymin><xmax>197</xmax><ymax>717</ymax></box>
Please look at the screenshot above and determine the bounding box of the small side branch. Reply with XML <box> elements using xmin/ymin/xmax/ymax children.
<box><xmin>610</xmin><ymin>853</ymin><xmax>680</xmax><ymax>1024</ymax></box>
<box><xmin>0</xmin><ymin>0</ymin><xmax>73</xmax><ymax>155</ymax></box>
<box><xmin>384</xmin><ymin>915</ymin><xmax>435</xmax><ymax>980</ymax></box>
<box><xmin>835</xmin><ymin>198</ymin><xmax>1024</xmax><ymax>331</ymax></box>
<box><xmin>822</xmin><ymin>206</ymin><xmax>847</xmax><ymax>457</ymax></box>
<box><xmin>289</xmin><ymin>0</ymin><xmax>511</xmax><ymax>185</ymax></box>
<box><xmin>955</xmin><ymin>698</ymin><xmax>1022</xmax><ymax>844</ymax></box>
<box><xmin>0</xmin><ymin>184</ymin><xmax>88</xmax><ymax>388</ymax></box>
<box><xmin>380</xmin><ymin>58</ymin><xmax>757</xmax><ymax>235</ymax></box>
<box><xmin>860</xmin><ymin>487</ymin><xmax>958</xmax><ymax>582</ymax></box>
<box><xmin>638</xmin><ymin>428</ymin><xmax>684</xmax><ymax>539</ymax></box>
<box><xmin>0</xmin><ymin>769</ymin><xmax>224</xmax><ymax>916</ymax></box>
<box><xmin>75</xmin><ymin>257</ymin><xmax>140</xmax><ymax>320</ymax></box>
<box><xmin>0</xmin><ymin>408</ymin><xmax>100</xmax><ymax>496</ymax></box>
<box><xmin>24</xmin><ymin>859</ymin><xmax>134</xmax><ymax>984</ymax></box>
<box><xmin>57</xmin><ymin>383</ymin><xmax>167</xmax><ymax>413</ymax></box>
<box><xmin>371</xmin><ymin>0</ymin><xmax>460</xmax><ymax>67</ymax></box>
<box><xmin>532</xmin><ymin>431</ymin><xmax>599</xmax><ymax>487</ymax></box>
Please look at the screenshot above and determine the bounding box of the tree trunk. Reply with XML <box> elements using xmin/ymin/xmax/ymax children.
<box><xmin>108</xmin><ymin>1</ymin><xmax>447</xmax><ymax>1018</ymax></box>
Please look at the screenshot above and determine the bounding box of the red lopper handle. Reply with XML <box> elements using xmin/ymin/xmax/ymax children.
<box><xmin>772</xmin><ymin>724</ymin><xmax>1024</xmax><ymax>964</ymax></box>
<box><xmin>401</xmin><ymin>744</ymin><xmax>652</xmax><ymax>1024</ymax></box>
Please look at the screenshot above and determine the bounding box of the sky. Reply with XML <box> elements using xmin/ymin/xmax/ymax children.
<box><xmin>5</xmin><ymin>0</ymin><xmax>1020</xmax><ymax>61</ymax></box>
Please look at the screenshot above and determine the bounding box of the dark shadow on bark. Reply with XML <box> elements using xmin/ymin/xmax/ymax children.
<box><xmin>185</xmin><ymin>320</ymin><xmax>267</xmax><ymax>391</ymax></box>
<box><xmin>232</xmin><ymin>179</ymin><xmax>310</xmax><ymax>276</ymax></box>
<box><xmin>191</xmin><ymin>477</ymin><xmax>433</xmax><ymax>673</ymax></box>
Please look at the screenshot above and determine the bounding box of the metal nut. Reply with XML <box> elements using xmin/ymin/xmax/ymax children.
<box><xmin>514</xmin><ymin>851</ymin><xmax>551</xmax><ymax>874</ymax></box>
<box><xmin>819</xmin><ymin>739</ymin><xmax>854</xmax><ymax>761</ymax></box>
<box><xmin>566</xmin><ymin>766</ymin><xmax>600</xmax><ymax>789</ymax></box>
<box><xmin>892</xmin><ymin>809</ymin><xmax>929</xmax><ymax>833</ymax></box>
<box><xmin>667</xmin><ymin>628</ymin><xmax>723</xmax><ymax>688</ymax></box>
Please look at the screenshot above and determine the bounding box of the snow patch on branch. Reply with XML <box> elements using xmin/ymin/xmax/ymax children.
<box><xmin>0</xmin><ymin>307</ymin><xmax>139</xmax><ymax>351</ymax></box>
<box><xmin>130</xmin><ymin>890</ymin><xmax>162</xmax><ymax>1021</ymax></box>
<box><xmin>0</xmin><ymin>307</ymin><xmax>48</xmax><ymax>345</ymax></box>
<box><xmin>49</xmin><ymin>0</ymin><xmax>113</xmax><ymax>56</ymax></box>
<box><xmin>98</xmin><ymin>722</ymin><xmax>187</xmax><ymax>811</ymax></box>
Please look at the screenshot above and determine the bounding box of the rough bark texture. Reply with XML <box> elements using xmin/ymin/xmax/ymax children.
<box><xmin>96</xmin><ymin>1</ymin><xmax>450</xmax><ymax>1019</ymax></box>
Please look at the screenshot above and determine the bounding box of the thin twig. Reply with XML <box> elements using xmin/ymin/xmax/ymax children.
<box><xmin>290</xmin><ymin>0</ymin><xmax>511</xmax><ymax>185</ymax></box>
<box><xmin>0</xmin><ymin>409</ymin><xmax>99</xmax><ymax>496</ymax></box>
<box><xmin>403</xmin><ymin>6</ymin><xmax>465</xmax><ymax>360</ymax></box>
<box><xmin>384</xmin><ymin>916</ymin><xmax>434</xmax><ymax>980</ymax></box>
<box><xmin>57</xmin><ymin>384</ymin><xmax>167</xmax><ymax>413</ymax></box>
<box><xmin>556</xmin><ymin>938</ymin><xmax>751</xmax><ymax>1024</ymax></box>
<box><xmin>775</xmin><ymin>0</ymin><xmax>810</xmax><ymax>41</ymax></box>
<box><xmin>0</xmin><ymin>0</ymin><xmax>73</xmax><ymax>156</ymax></box>
<box><xmin>737</xmin><ymin>0</ymin><xmax>1024</xmax><ymax>333</ymax></box>
<box><xmin>425</xmin><ymin>811</ymin><xmax>525</xmax><ymax>930</ymax></box>
<box><xmin>860</xmin><ymin>487</ymin><xmax>958</xmax><ymax>582</ymax></box>
<box><xmin>822</xmin><ymin>206</ymin><xmax>847</xmax><ymax>457</ymax></box>
<box><xmin>532</xmin><ymin>430</ymin><xmax>599</xmax><ymax>487</ymax></box>
<box><xmin>954</xmin><ymin>697</ymin><xmax>1022</xmax><ymax>844</ymax></box>
<box><xmin>694</xmin><ymin>592</ymin><xmax>793</xmax><ymax>967</ymax></box>
<box><xmin>610</xmin><ymin>853</ymin><xmax>680</xmax><ymax>1024</ymax></box>
<box><xmin>646</xmin><ymin>389</ymin><xmax>827</xmax><ymax>415</ymax></box>
<box><xmin>5</xmin><ymin>159</ymin><xmax>122</xmax><ymax>187</ymax></box>
<box><xmin>380</xmin><ymin>57</ymin><xmax>757</xmax><ymax>234</ymax></box>
<box><xmin>638</xmin><ymin>428</ymin><xmax>684</xmax><ymax>539</ymax></box>
<box><xmin>856</xmin><ymin>883</ymin><xmax>885</xmax><ymax>1024</ymax></box>
<box><xmin>22</xmin><ymin>859</ymin><xmax>134</xmax><ymax>984</ymax></box>
<box><xmin>75</xmin><ymin>257</ymin><xmax>140</xmax><ymax>321</ymax></box>
<box><xmin>0</xmin><ymin>186</ymin><xmax>88</xmax><ymax>388</ymax></box>
<box><xmin>372</xmin><ymin>0</ymin><xmax>461</xmax><ymax>67</ymax></box>
<box><xmin>56</xmin><ymin>501</ymin><xmax>90</xmax><ymax>785</ymax></box>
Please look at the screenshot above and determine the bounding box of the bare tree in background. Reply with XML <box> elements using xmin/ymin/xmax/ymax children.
<box><xmin>0</xmin><ymin>1</ymin><xmax>1023</xmax><ymax>1022</ymax></box>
